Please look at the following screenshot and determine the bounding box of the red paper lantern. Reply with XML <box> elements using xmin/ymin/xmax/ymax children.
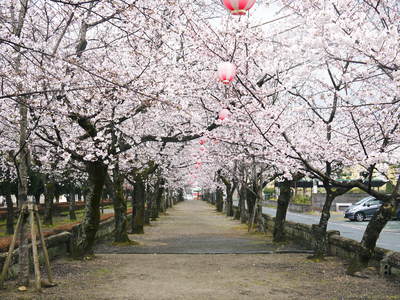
<box><xmin>217</xmin><ymin>62</ymin><xmax>236</xmax><ymax>84</ymax></box>
<box><xmin>222</xmin><ymin>0</ymin><xmax>256</xmax><ymax>16</ymax></box>
<box><xmin>211</xmin><ymin>138</ymin><xmax>220</xmax><ymax>145</ymax></box>
<box><xmin>218</xmin><ymin>108</ymin><xmax>230</xmax><ymax>120</ymax></box>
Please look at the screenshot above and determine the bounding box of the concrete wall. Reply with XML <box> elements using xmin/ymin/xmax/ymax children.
<box><xmin>265</xmin><ymin>193</ymin><xmax>370</xmax><ymax>212</ymax></box>
<box><xmin>311</xmin><ymin>193</ymin><xmax>368</xmax><ymax>210</ymax></box>
<box><xmin>264</xmin><ymin>200</ymin><xmax>312</xmax><ymax>213</ymax></box>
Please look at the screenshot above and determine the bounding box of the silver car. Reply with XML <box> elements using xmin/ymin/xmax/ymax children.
<box><xmin>344</xmin><ymin>196</ymin><xmax>383</xmax><ymax>222</ymax></box>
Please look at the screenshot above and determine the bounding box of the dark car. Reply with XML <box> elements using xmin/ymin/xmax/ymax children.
<box><xmin>345</xmin><ymin>196</ymin><xmax>400</xmax><ymax>222</ymax></box>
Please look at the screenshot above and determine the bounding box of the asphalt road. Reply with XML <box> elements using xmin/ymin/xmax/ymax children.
<box><xmin>262</xmin><ymin>207</ymin><xmax>400</xmax><ymax>252</ymax></box>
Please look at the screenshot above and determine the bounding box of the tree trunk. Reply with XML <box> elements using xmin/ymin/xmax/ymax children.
<box><xmin>169</xmin><ymin>190</ymin><xmax>173</xmax><ymax>207</ymax></box>
<box><xmin>17</xmin><ymin>94</ymin><xmax>30</xmax><ymax>286</ymax></box>
<box><xmin>77</xmin><ymin>188</ymin><xmax>82</xmax><ymax>203</ymax></box>
<box><xmin>5</xmin><ymin>186</ymin><xmax>14</xmax><ymax>235</ymax></box>
<box><xmin>273</xmin><ymin>179</ymin><xmax>291</xmax><ymax>242</ymax></box>
<box><xmin>100</xmin><ymin>189</ymin><xmax>107</xmax><ymax>214</ymax></box>
<box><xmin>249</xmin><ymin>181</ymin><xmax>264</xmax><ymax>232</ymax></box>
<box><xmin>144</xmin><ymin>183</ymin><xmax>151</xmax><ymax>225</ymax></box>
<box><xmin>144</xmin><ymin>206</ymin><xmax>151</xmax><ymax>224</ymax></box>
<box><xmin>107</xmin><ymin>168</ymin><xmax>129</xmax><ymax>243</ymax></box>
<box><xmin>233</xmin><ymin>204</ymin><xmax>240</xmax><ymax>220</ymax></box>
<box><xmin>153</xmin><ymin>178</ymin><xmax>164</xmax><ymax>219</ymax></box>
<box><xmin>171</xmin><ymin>190</ymin><xmax>175</xmax><ymax>206</ymax></box>
<box><xmin>164</xmin><ymin>189</ymin><xmax>169</xmax><ymax>209</ymax></box>
<box><xmin>68</xmin><ymin>191</ymin><xmax>77</xmax><ymax>220</ymax></box>
<box><xmin>34</xmin><ymin>192</ymin><xmax>41</xmax><ymax>205</ymax></box>
<box><xmin>348</xmin><ymin>203</ymin><xmax>393</xmax><ymax>273</ymax></box>
<box><xmin>312</xmin><ymin>190</ymin><xmax>335</xmax><ymax>258</ymax></box>
<box><xmin>312</xmin><ymin>185</ymin><xmax>351</xmax><ymax>258</ymax></box>
<box><xmin>151</xmin><ymin>180</ymin><xmax>159</xmax><ymax>220</ymax></box>
<box><xmin>160</xmin><ymin>193</ymin><xmax>166</xmax><ymax>213</ymax></box>
<box><xmin>206</xmin><ymin>191</ymin><xmax>209</xmax><ymax>203</ymax></box>
<box><xmin>210</xmin><ymin>191</ymin><xmax>215</xmax><ymax>205</ymax></box>
<box><xmin>171</xmin><ymin>190</ymin><xmax>174</xmax><ymax>208</ymax></box>
<box><xmin>226</xmin><ymin>198</ymin><xmax>231</xmax><ymax>217</ymax></box>
<box><xmin>246</xmin><ymin>186</ymin><xmax>256</xmax><ymax>222</ymax></box>
<box><xmin>151</xmin><ymin>192</ymin><xmax>158</xmax><ymax>220</ymax></box>
<box><xmin>239</xmin><ymin>185</ymin><xmax>247</xmax><ymax>223</ymax></box>
<box><xmin>225</xmin><ymin>184</ymin><xmax>235</xmax><ymax>217</ymax></box>
<box><xmin>178</xmin><ymin>188</ymin><xmax>184</xmax><ymax>203</ymax></box>
<box><xmin>43</xmin><ymin>178</ymin><xmax>55</xmax><ymax>226</ymax></box>
<box><xmin>132</xmin><ymin>178</ymin><xmax>145</xmax><ymax>234</ymax></box>
<box><xmin>215</xmin><ymin>187</ymin><xmax>223</xmax><ymax>212</ymax></box>
<box><xmin>72</xmin><ymin>161</ymin><xmax>107</xmax><ymax>258</ymax></box>
<box><xmin>166</xmin><ymin>190</ymin><xmax>172</xmax><ymax>208</ymax></box>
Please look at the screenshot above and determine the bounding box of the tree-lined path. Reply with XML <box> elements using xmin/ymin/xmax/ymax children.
<box><xmin>1</xmin><ymin>0</ymin><xmax>400</xmax><ymax>291</ymax></box>
<box><xmin>3</xmin><ymin>200</ymin><xmax>400</xmax><ymax>300</ymax></box>
<box><xmin>95</xmin><ymin>200</ymin><xmax>305</xmax><ymax>255</ymax></box>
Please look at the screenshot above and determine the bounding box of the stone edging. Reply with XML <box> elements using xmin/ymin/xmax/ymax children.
<box><xmin>232</xmin><ymin>205</ymin><xmax>400</xmax><ymax>276</ymax></box>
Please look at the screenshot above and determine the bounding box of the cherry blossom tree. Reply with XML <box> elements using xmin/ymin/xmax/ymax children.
<box><xmin>1</xmin><ymin>0</ymin><xmax>399</xmax><ymax>285</ymax></box>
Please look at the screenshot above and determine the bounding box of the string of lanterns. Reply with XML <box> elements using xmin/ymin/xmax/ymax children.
<box><xmin>217</xmin><ymin>0</ymin><xmax>256</xmax><ymax>85</ymax></box>
<box><xmin>193</xmin><ymin>0</ymin><xmax>256</xmax><ymax>160</ymax></box>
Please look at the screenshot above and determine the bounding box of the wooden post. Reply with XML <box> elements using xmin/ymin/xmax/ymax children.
<box><xmin>0</xmin><ymin>207</ymin><xmax>24</xmax><ymax>288</ymax></box>
<box><xmin>34</xmin><ymin>212</ymin><xmax>53</xmax><ymax>284</ymax></box>
<box><xmin>29</xmin><ymin>203</ymin><xmax>41</xmax><ymax>291</ymax></box>
<box><xmin>0</xmin><ymin>203</ymin><xmax>54</xmax><ymax>290</ymax></box>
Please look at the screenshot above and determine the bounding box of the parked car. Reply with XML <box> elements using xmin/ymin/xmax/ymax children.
<box><xmin>344</xmin><ymin>196</ymin><xmax>382</xmax><ymax>222</ymax></box>
<box><xmin>345</xmin><ymin>196</ymin><xmax>400</xmax><ymax>222</ymax></box>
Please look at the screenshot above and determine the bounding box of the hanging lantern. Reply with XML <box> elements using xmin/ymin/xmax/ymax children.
<box><xmin>222</xmin><ymin>0</ymin><xmax>256</xmax><ymax>16</ymax></box>
<box><xmin>218</xmin><ymin>108</ymin><xmax>230</xmax><ymax>120</ymax></box>
<box><xmin>211</xmin><ymin>138</ymin><xmax>220</xmax><ymax>145</ymax></box>
<box><xmin>217</xmin><ymin>62</ymin><xmax>236</xmax><ymax>84</ymax></box>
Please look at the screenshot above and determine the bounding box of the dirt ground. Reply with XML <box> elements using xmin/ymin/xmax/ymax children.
<box><xmin>1</xmin><ymin>200</ymin><xmax>399</xmax><ymax>300</ymax></box>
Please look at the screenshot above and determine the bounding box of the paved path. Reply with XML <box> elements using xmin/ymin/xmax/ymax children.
<box><xmin>3</xmin><ymin>200</ymin><xmax>400</xmax><ymax>300</ymax></box>
<box><xmin>96</xmin><ymin>200</ymin><xmax>305</xmax><ymax>254</ymax></box>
